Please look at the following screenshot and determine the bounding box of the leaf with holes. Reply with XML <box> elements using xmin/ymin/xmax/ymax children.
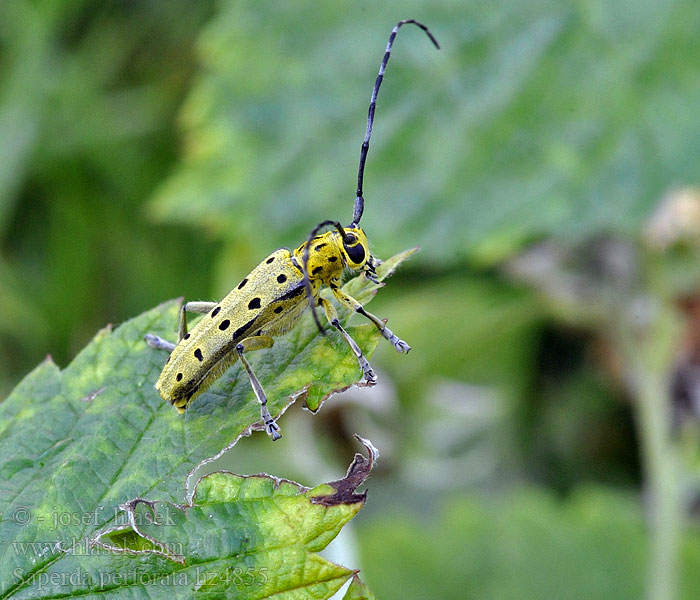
<box><xmin>7</xmin><ymin>438</ymin><xmax>378</xmax><ymax>599</ymax></box>
<box><xmin>0</xmin><ymin>250</ymin><xmax>410</xmax><ymax>597</ymax></box>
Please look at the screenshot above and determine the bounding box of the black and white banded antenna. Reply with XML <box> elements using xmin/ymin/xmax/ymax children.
<box><xmin>305</xmin><ymin>20</ymin><xmax>440</xmax><ymax>336</ymax></box>
<box><xmin>350</xmin><ymin>19</ymin><xmax>440</xmax><ymax>227</ymax></box>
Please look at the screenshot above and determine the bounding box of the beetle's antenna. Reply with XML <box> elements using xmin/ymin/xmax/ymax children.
<box><xmin>351</xmin><ymin>19</ymin><xmax>440</xmax><ymax>227</ymax></box>
<box><xmin>302</xmin><ymin>220</ymin><xmax>349</xmax><ymax>335</ymax></box>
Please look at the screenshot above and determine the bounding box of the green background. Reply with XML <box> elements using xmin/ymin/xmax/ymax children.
<box><xmin>2</xmin><ymin>0</ymin><xmax>700</xmax><ymax>598</ymax></box>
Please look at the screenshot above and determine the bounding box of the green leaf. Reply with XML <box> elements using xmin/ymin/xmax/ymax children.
<box><xmin>8</xmin><ymin>437</ymin><xmax>377</xmax><ymax>599</ymax></box>
<box><xmin>0</xmin><ymin>251</ymin><xmax>411</xmax><ymax>597</ymax></box>
<box><xmin>342</xmin><ymin>574</ymin><xmax>376</xmax><ymax>600</ymax></box>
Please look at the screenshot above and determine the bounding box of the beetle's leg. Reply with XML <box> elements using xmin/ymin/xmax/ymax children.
<box><xmin>178</xmin><ymin>301</ymin><xmax>219</xmax><ymax>341</ymax></box>
<box><xmin>145</xmin><ymin>300</ymin><xmax>219</xmax><ymax>350</ymax></box>
<box><xmin>236</xmin><ymin>335</ymin><xmax>281</xmax><ymax>440</ymax></box>
<box><xmin>330</xmin><ymin>285</ymin><xmax>411</xmax><ymax>353</ymax></box>
<box><xmin>144</xmin><ymin>334</ymin><xmax>176</xmax><ymax>352</ymax></box>
<box><xmin>317</xmin><ymin>296</ymin><xmax>377</xmax><ymax>386</ymax></box>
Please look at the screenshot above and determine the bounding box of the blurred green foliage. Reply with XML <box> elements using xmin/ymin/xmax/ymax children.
<box><xmin>148</xmin><ymin>0</ymin><xmax>700</xmax><ymax>267</ymax></box>
<box><xmin>0</xmin><ymin>0</ymin><xmax>217</xmax><ymax>394</ymax></box>
<box><xmin>2</xmin><ymin>0</ymin><xmax>700</xmax><ymax>598</ymax></box>
<box><xmin>359</xmin><ymin>489</ymin><xmax>700</xmax><ymax>600</ymax></box>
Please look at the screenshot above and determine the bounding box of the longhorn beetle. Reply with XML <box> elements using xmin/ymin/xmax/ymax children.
<box><xmin>145</xmin><ymin>20</ymin><xmax>439</xmax><ymax>440</ymax></box>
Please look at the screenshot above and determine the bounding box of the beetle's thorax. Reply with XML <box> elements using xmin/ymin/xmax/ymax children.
<box><xmin>294</xmin><ymin>231</ymin><xmax>345</xmax><ymax>285</ymax></box>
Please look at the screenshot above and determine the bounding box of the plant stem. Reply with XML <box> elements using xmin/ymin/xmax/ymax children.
<box><xmin>638</xmin><ymin>366</ymin><xmax>680</xmax><ymax>600</ymax></box>
<box><xmin>619</xmin><ymin>298</ymin><xmax>680</xmax><ymax>600</ymax></box>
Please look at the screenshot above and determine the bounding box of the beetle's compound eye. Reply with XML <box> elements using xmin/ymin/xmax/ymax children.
<box><xmin>344</xmin><ymin>238</ymin><xmax>366</xmax><ymax>264</ymax></box>
<box><xmin>343</xmin><ymin>233</ymin><xmax>358</xmax><ymax>245</ymax></box>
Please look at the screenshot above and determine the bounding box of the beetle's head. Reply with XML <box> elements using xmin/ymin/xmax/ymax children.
<box><xmin>338</xmin><ymin>226</ymin><xmax>370</xmax><ymax>270</ymax></box>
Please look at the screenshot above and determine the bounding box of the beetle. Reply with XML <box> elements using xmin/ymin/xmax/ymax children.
<box><xmin>145</xmin><ymin>19</ymin><xmax>439</xmax><ymax>440</ymax></box>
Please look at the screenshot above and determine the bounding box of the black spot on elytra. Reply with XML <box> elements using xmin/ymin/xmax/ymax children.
<box><xmin>232</xmin><ymin>316</ymin><xmax>257</xmax><ymax>340</ymax></box>
<box><xmin>211</xmin><ymin>306</ymin><xmax>221</xmax><ymax>317</ymax></box>
<box><xmin>277</xmin><ymin>274</ymin><xmax>287</xmax><ymax>283</ymax></box>
<box><xmin>266</xmin><ymin>256</ymin><xmax>275</xmax><ymax>264</ymax></box>
<box><xmin>315</xmin><ymin>243</ymin><xmax>327</xmax><ymax>251</ymax></box>
<box><xmin>273</xmin><ymin>306</ymin><xmax>283</xmax><ymax>314</ymax></box>
<box><xmin>238</xmin><ymin>278</ymin><xmax>248</xmax><ymax>289</ymax></box>
<box><xmin>328</xmin><ymin>256</ymin><xmax>338</xmax><ymax>262</ymax></box>
<box><xmin>194</xmin><ymin>348</ymin><xmax>203</xmax><ymax>361</ymax></box>
<box><xmin>219</xmin><ymin>319</ymin><xmax>230</xmax><ymax>331</ymax></box>
<box><xmin>312</xmin><ymin>266</ymin><xmax>323</xmax><ymax>275</ymax></box>
<box><xmin>176</xmin><ymin>373</ymin><xmax>183</xmax><ymax>382</ymax></box>
<box><xmin>248</xmin><ymin>297</ymin><xmax>261</xmax><ymax>310</ymax></box>
<box><xmin>184</xmin><ymin>333</ymin><xmax>191</xmax><ymax>340</ymax></box>
<box><xmin>276</xmin><ymin>284</ymin><xmax>304</xmax><ymax>302</ymax></box>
